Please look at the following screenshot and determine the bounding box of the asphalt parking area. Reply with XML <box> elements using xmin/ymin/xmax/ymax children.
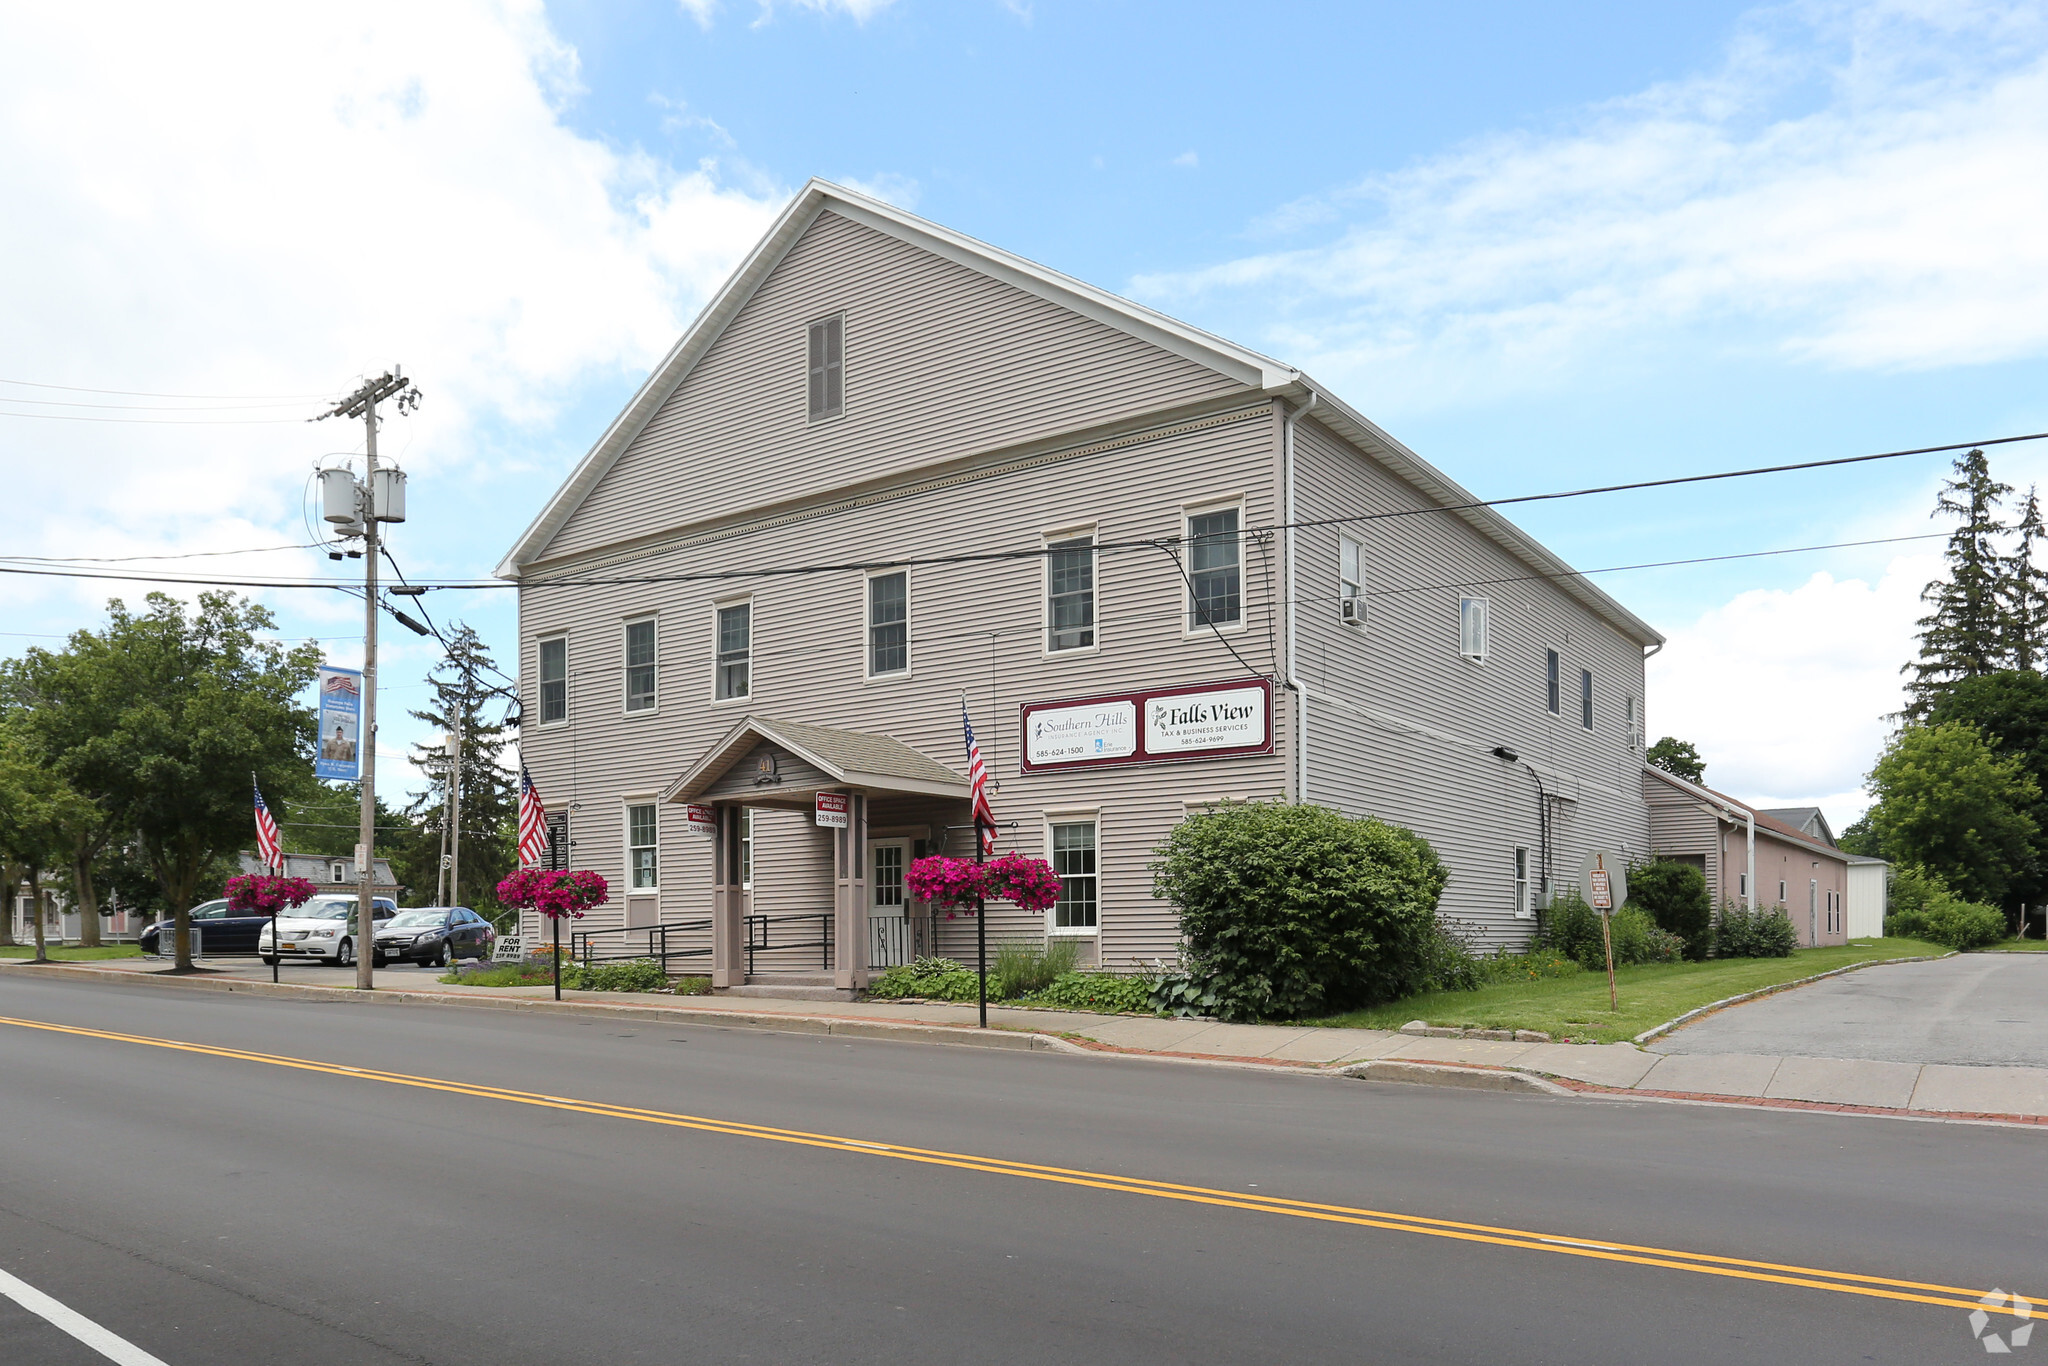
<box><xmin>1651</xmin><ymin>954</ymin><xmax>2048</xmax><ymax>1067</ymax></box>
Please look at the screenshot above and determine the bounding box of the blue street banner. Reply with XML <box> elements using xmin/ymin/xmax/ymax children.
<box><xmin>314</xmin><ymin>665</ymin><xmax>364</xmax><ymax>782</ymax></box>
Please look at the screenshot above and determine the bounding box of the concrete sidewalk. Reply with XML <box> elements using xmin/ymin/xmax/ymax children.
<box><xmin>12</xmin><ymin>956</ymin><xmax>2048</xmax><ymax>1124</ymax></box>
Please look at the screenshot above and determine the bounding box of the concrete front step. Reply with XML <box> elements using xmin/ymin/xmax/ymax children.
<box><xmin>720</xmin><ymin>983</ymin><xmax>856</xmax><ymax>1003</ymax></box>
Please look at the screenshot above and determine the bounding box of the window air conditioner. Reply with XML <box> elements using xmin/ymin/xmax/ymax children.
<box><xmin>1340</xmin><ymin>596</ymin><xmax>1364</xmax><ymax>625</ymax></box>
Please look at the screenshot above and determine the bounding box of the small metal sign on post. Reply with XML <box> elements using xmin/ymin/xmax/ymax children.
<box><xmin>1578</xmin><ymin>852</ymin><xmax>1629</xmax><ymax>1013</ymax></box>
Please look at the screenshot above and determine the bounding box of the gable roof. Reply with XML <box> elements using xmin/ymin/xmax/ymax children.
<box><xmin>496</xmin><ymin>180</ymin><xmax>1662</xmax><ymax>648</ymax></box>
<box><xmin>1759</xmin><ymin>806</ymin><xmax>1836</xmax><ymax>847</ymax></box>
<box><xmin>663</xmin><ymin>715</ymin><xmax>969</xmax><ymax>803</ymax></box>
<box><xmin>1644</xmin><ymin>767</ymin><xmax>1848</xmax><ymax>864</ymax></box>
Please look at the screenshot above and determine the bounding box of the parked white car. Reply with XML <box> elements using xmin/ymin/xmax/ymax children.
<box><xmin>257</xmin><ymin>895</ymin><xmax>396</xmax><ymax>967</ymax></box>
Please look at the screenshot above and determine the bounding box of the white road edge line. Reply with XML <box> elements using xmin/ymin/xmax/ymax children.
<box><xmin>0</xmin><ymin>1266</ymin><xmax>171</xmax><ymax>1366</ymax></box>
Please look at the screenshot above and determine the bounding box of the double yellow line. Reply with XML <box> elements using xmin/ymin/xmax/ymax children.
<box><xmin>1</xmin><ymin>1012</ymin><xmax>2026</xmax><ymax>1320</ymax></box>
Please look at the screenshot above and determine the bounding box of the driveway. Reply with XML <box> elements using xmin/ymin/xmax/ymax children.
<box><xmin>1651</xmin><ymin>954</ymin><xmax>2048</xmax><ymax>1067</ymax></box>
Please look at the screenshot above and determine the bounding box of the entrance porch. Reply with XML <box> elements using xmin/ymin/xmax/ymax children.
<box><xmin>663</xmin><ymin>716</ymin><xmax>973</xmax><ymax>994</ymax></box>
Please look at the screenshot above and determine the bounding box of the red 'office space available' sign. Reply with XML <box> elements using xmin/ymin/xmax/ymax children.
<box><xmin>1019</xmin><ymin>678</ymin><xmax>1273</xmax><ymax>774</ymax></box>
<box><xmin>814</xmin><ymin>792</ymin><xmax>850</xmax><ymax>828</ymax></box>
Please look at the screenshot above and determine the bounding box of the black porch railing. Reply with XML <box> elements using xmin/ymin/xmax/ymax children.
<box><xmin>572</xmin><ymin>918</ymin><xmax>713</xmax><ymax>973</ymax></box>
<box><xmin>744</xmin><ymin>913</ymin><xmax>833</xmax><ymax>975</ymax></box>
<box><xmin>868</xmin><ymin>913</ymin><xmax>929</xmax><ymax>970</ymax></box>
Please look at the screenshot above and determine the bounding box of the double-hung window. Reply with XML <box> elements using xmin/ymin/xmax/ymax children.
<box><xmin>1050</xmin><ymin>821</ymin><xmax>1098</xmax><ymax>931</ymax></box>
<box><xmin>868</xmin><ymin>572</ymin><xmax>908</xmax><ymax>676</ymax></box>
<box><xmin>624</xmin><ymin>619</ymin><xmax>657</xmax><ymax>712</ymax></box>
<box><xmin>1514</xmin><ymin>847</ymin><xmax>1531</xmax><ymax>919</ymax></box>
<box><xmin>1340</xmin><ymin>537</ymin><xmax>1365</xmax><ymax>627</ymax></box>
<box><xmin>1579</xmin><ymin>669</ymin><xmax>1593</xmax><ymax>730</ymax></box>
<box><xmin>807</xmin><ymin>314</ymin><xmax>844</xmax><ymax>420</ymax></box>
<box><xmin>626</xmin><ymin>804</ymin><xmax>658</xmax><ymax>891</ymax></box>
<box><xmin>1545</xmin><ymin>649</ymin><xmax>1561</xmax><ymax>714</ymax></box>
<box><xmin>1046</xmin><ymin>536</ymin><xmax>1095</xmax><ymax>652</ymax></box>
<box><xmin>1187</xmin><ymin>508</ymin><xmax>1241</xmax><ymax>629</ymax></box>
<box><xmin>715</xmin><ymin>603</ymin><xmax>751</xmax><ymax>700</ymax></box>
<box><xmin>1459</xmin><ymin>596</ymin><xmax>1490</xmax><ymax>661</ymax></box>
<box><xmin>538</xmin><ymin>637</ymin><xmax>567</xmax><ymax>724</ymax></box>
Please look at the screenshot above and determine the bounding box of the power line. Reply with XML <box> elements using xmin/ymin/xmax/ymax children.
<box><xmin>0</xmin><ymin>430</ymin><xmax>2035</xmax><ymax>595</ymax></box>
<box><xmin>0</xmin><ymin>409</ymin><xmax>313</xmax><ymax>425</ymax></box>
<box><xmin>0</xmin><ymin>377</ymin><xmax>339</xmax><ymax>400</ymax></box>
<box><xmin>0</xmin><ymin>542</ymin><xmax>326</xmax><ymax>564</ymax></box>
<box><xmin>0</xmin><ymin>395</ymin><xmax>323</xmax><ymax>413</ymax></box>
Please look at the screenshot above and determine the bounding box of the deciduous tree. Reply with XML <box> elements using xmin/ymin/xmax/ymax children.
<box><xmin>1646</xmin><ymin>736</ymin><xmax>1705</xmax><ymax>784</ymax></box>
<box><xmin>1864</xmin><ymin>721</ymin><xmax>2037</xmax><ymax>907</ymax></box>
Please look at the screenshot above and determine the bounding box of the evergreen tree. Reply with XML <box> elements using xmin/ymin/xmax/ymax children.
<box><xmin>2003</xmin><ymin>486</ymin><xmax>2048</xmax><ymax>673</ymax></box>
<box><xmin>1906</xmin><ymin>449</ymin><xmax>2012</xmax><ymax>718</ymax></box>
<box><xmin>404</xmin><ymin>625</ymin><xmax>517</xmax><ymax>913</ymax></box>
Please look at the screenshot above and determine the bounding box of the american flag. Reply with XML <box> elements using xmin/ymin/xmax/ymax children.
<box><xmin>963</xmin><ymin>702</ymin><xmax>996</xmax><ymax>855</ymax></box>
<box><xmin>517</xmin><ymin>767</ymin><xmax>550</xmax><ymax>868</ymax></box>
<box><xmin>253</xmin><ymin>783</ymin><xmax>283</xmax><ymax>871</ymax></box>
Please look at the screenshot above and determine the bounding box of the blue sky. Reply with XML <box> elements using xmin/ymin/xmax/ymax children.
<box><xmin>2</xmin><ymin>0</ymin><xmax>2045</xmax><ymax>826</ymax></box>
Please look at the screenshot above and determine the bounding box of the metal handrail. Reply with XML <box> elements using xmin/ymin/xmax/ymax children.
<box><xmin>744</xmin><ymin>913</ymin><xmax>833</xmax><ymax>975</ymax></box>
<box><xmin>572</xmin><ymin>917</ymin><xmax>713</xmax><ymax>972</ymax></box>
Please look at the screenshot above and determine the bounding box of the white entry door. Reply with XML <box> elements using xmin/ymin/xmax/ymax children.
<box><xmin>869</xmin><ymin>840</ymin><xmax>911</xmax><ymax>968</ymax></box>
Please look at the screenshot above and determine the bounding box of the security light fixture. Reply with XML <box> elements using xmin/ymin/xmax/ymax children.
<box><xmin>1491</xmin><ymin>745</ymin><xmax>1519</xmax><ymax>763</ymax></box>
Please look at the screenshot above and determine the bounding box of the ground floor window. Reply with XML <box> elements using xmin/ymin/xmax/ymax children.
<box><xmin>740</xmin><ymin>808</ymin><xmax>754</xmax><ymax>890</ymax></box>
<box><xmin>1514</xmin><ymin>847</ymin><xmax>1531</xmax><ymax>919</ymax></box>
<box><xmin>1050</xmin><ymin>821</ymin><xmax>1098</xmax><ymax>930</ymax></box>
<box><xmin>627</xmin><ymin>803</ymin><xmax>658</xmax><ymax>891</ymax></box>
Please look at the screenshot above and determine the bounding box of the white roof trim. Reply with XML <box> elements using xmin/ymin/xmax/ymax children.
<box><xmin>497</xmin><ymin>179</ymin><xmax>1296</xmax><ymax>578</ymax></box>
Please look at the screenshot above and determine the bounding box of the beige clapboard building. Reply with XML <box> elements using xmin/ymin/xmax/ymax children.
<box><xmin>498</xmin><ymin>180</ymin><xmax>1666</xmax><ymax>991</ymax></box>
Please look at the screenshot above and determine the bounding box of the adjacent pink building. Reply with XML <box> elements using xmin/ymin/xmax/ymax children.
<box><xmin>1643</xmin><ymin>766</ymin><xmax>1849</xmax><ymax>948</ymax></box>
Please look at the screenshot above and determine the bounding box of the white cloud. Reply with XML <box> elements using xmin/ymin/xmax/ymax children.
<box><xmin>1170</xmin><ymin>150</ymin><xmax>1199</xmax><ymax>169</ymax></box>
<box><xmin>1647</xmin><ymin>554</ymin><xmax>1936</xmax><ymax>830</ymax></box>
<box><xmin>1131</xmin><ymin>1</ymin><xmax>2048</xmax><ymax>406</ymax></box>
<box><xmin>0</xmin><ymin>0</ymin><xmax>783</xmax><ymax>792</ymax></box>
<box><xmin>753</xmin><ymin>0</ymin><xmax>899</xmax><ymax>23</ymax></box>
<box><xmin>837</xmin><ymin>172</ymin><xmax>923</xmax><ymax>209</ymax></box>
<box><xmin>677</xmin><ymin>0</ymin><xmax>718</xmax><ymax>27</ymax></box>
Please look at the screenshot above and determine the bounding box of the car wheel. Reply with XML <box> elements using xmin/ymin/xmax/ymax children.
<box><xmin>372</xmin><ymin>952</ymin><xmax>388</xmax><ymax>968</ymax></box>
<box><xmin>335</xmin><ymin>938</ymin><xmax>354</xmax><ymax>967</ymax></box>
<box><xmin>430</xmin><ymin>942</ymin><xmax>448</xmax><ymax>968</ymax></box>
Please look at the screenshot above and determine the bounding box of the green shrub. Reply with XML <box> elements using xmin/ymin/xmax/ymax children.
<box><xmin>1025</xmin><ymin>971</ymin><xmax>1157</xmax><ymax>1014</ymax></box>
<box><xmin>1712</xmin><ymin>903</ymin><xmax>1798</xmax><ymax>958</ymax></box>
<box><xmin>1540</xmin><ymin>898</ymin><xmax>1683</xmax><ymax>968</ymax></box>
<box><xmin>989</xmin><ymin>938</ymin><xmax>1081</xmax><ymax>1000</ymax></box>
<box><xmin>1150</xmin><ymin>972</ymin><xmax>1220</xmax><ymax>1018</ymax></box>
<box><xmin>1152</xmin><ymin>802</ymin><xmax>1450</xmax><ymax>1021</ymax></box>
<box><xmin>1883</xmin><ymin>864</ymin><xmax>2008</xmax><ymax>949</ymax></box>
<box><xmin>563</xmin><ymin>958</ymin><xmax>669</xmax><ymax>993</ymax></box>
<box><xmin>671</xmin><ymin>975</ymin><xmax>713</xmax><ymax>996</ymax></box>
<box><xmin>1473</xmin><ymin>947</ymin><xmax>1582</xmax><ymax>984</ymax></box>
<box><xmin>1627</xmin><ymin>860</ymin><xmax>1712</xmax><ymax>961</ymax></box>
<box><xmin>1419</xmin><ymin>918</ymin><xmax>1485</xmax><ymax>991</ymax></box>
<box><xmin>869</xmin><ymin>956</ymin><xmax>982</xmax><ymax>1001</ymax></box>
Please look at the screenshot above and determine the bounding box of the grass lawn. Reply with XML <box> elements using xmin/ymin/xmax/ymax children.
<box><xmin>1309</xmin><ymin>938</ymin><xmax>1946</xmax><ymax>1044</ymax></box>
<box><xmin>0</xmin><ymin>944</ymin><xmax>142</xmax><ymax>960</ymax></box>
<box><xmin>1977</xmin><ymin>939</ymin><xmax>2048</xmax><ymax>952</ymax></box>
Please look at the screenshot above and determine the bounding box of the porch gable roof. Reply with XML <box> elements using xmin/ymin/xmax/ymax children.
<box><xmin>662</xmin><ymin>715</ymin><xmax>970</xmax><ymax>804</ymax></box>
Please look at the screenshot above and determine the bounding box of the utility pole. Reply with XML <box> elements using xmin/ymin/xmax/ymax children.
<box><xmin>319</xmin><ymin>369</ymin><xmax>420</xmax><ymax>991</ymax></box>
<box><xmin>446</xmin><ymin>712</ymin><xmax>463</xmax><ymax>909</ymax></box>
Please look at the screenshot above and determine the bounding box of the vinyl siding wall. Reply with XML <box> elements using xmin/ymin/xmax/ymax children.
<box><xmin>517</xmin><ymin>406</ymin><xmax>1287</xmax><ymax>970</ymax></box>
<box><xmin>537</xmin><ymin>209</ymin><xmax>1245</xmax><ymax>564</ymax></box>
<box><xmin>1291</xmin><ymin>420</ymin><xmax>1654</xmax><ymax>947</ymax></box>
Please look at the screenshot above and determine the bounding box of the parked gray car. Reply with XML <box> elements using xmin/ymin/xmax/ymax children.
<box><xmin>373</xmin><ymin>907</ymin><xmax>495</xmax><ymax>968</ymax></box>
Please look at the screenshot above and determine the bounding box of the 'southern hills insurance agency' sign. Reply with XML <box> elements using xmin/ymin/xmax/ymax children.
<box><xmin>1020</xmin><ymin>678</ymin><xmax>1273</xmax><ymax>773</ymax></box>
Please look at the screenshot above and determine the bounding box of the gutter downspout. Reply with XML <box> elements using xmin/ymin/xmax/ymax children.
<box><xmin>1282</xmin><ymin>389</ymin><xmax>1318</xmax><ymax>805</ymax></box>
<box><xmin>1718</xmin><ymin>804</ymin><xmax>1756</xmax><ymax>911</ymax></box>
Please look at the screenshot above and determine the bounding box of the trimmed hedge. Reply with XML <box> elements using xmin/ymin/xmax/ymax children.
<box><xmin>1152</xmin><ymin>802</ymin><xmax>1449</xmax><ymax>1021</ymax></box>
<box><xmin>1883</xmin><ymin>864</ymin><xmax>2008</xmax><ymax>950</ymax></box>
<box><xmin>1710</xmin><ymin>904</ymin><xmax>1799</xmax><ymax>958</ymax></box>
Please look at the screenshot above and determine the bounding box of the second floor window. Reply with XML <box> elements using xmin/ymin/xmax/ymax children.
<box><xmin>538</xmin><ymin>637</ymin><xmax>567</xmax><ymax>723</ymax></box>
<box><xmin>1459</xmin><ymin>596</ymin><xmax>1491</xmax><ymax>661</ymax></box>
<box><xmin>808</xmin><ymin>314</ymin><xmax>844</xmax><ymax>420</ymax></box>
<box><xmin>1187</xmin><ymin>508</ymin><xmax>1240</xmax><ymax>629</ymax></box>
<box><xmin>1340</xmin><ymin>536</ymin><xmax>1365</xmax><ymax>627</ymax></box>
<box><xmin>625</xmin><ymin>620</ymin><xmax>657</xmax><ymax>712</ymax></box>
<box><xmin>868</xmin><ymin>572</ymin><xmax>908</xmax><ymax>675</ymax></box>
<box><xmin>1047</xmin><ymin>536</ymin><xmax>1095</xmax><ymax>652</ymax></box>
<box><xmin>716</xmin><ymin>604</ymin><xmax>751</xmax><ymax>700</ymax></box>
<box><xmin>1546</xmin><ymin>649</ymin><xmax>1561</xmax><ymax>713</ymax></box>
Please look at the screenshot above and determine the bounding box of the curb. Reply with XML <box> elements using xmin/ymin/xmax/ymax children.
<box><xmin>1341</xmin><ymin>1059</ymin><xmax>1573</xmax><ymax>1096</ymax></box>
<box><xmin>1630</xmin><ymin>953</ymin><xmax>1957</xmax><ymax>1046</ymax></box>
<box><xmin>11</xmin><ymin>963</ymin><xmax>1074</xmax><ymax>1054</ymax></box>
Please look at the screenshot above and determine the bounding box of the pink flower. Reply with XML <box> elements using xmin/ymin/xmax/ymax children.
<box><xmin>224</xmin><ymin>874</ymin><xmax>320</xmax><ymax>914</ymax></box>
<box><xmin>496</xmin><ymin>868</ymin><xmax>611</xmax><ymax>919</ymax></box>
<box><xmin>906</xmin><ymin>853</ymin><xmax>1059</xmax><ymax>913</ymax></box>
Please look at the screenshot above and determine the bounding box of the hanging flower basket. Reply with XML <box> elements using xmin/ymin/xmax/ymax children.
<box><xmin>496</xmin><ymin>868</ymin><xmax>610</xmax><ymax>920</ymax></box>
<box><xmin>906</xmin><ymin>853</ymin><xmax>1060</xmax><ymax>916</ymax></box>
<box><xmin>223</xmin><ymin>874</ymin><xmax>320</xmax><ymax>915</ymax></box>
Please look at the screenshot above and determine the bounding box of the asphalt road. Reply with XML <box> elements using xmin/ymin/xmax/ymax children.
<box><xmin>1654</xmin><ymin>954</ymin><xmax>2048</xmax><ymax>1066</ymax></box>
<box><xmin>2</xmin><ymin>972</ymin><xmax>2042</xmax><ymax>1366</ymax></box>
